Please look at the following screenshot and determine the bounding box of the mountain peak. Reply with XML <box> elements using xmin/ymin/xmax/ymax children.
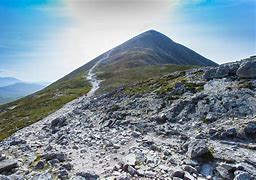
<box><xmin>134</xmin><ymin>29</ymin><xmax>173</xmax><ymax>42</ymax></box>
<box><xmin>98</xmin><ymin>30</ymin><xmax>217</xmax><ymax>67</ymax></box>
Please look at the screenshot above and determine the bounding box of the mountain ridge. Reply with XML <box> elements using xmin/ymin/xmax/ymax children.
<box><xmin>0</xmin><ymin>77</ymin><xmax>21</xmax><ymax>87</ymax></box>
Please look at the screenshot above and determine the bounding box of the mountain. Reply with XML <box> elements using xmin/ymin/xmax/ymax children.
<box><xmin>99</xmin><ymin>29</ymin><xmax>218</xmax><ymax>67</ymax></box>
<box><xmin>0</xmin><ymin>77</ymin><xmax>21</xmax><ymax>87</ymax></box>
<box><xmin>0</xmin><ymin>30</ymin><xmax>218</xmax><ymax>140</ymax></box>
<box><xmin>0</xmin><ymin>82</ymin><xmax>45</xmax><ymax>104</ymax></box>
<box><xmin>60</xmin><ymin>30</ymin><xmax>218</xmax><ymax>92</ymax></box>
<box><xmin>66</xmin><ymin>30</ymin><xmax>217</xmax><ymax>80</ymax></box>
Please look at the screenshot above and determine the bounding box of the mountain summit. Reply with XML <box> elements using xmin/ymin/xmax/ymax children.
<box><xmin>97</xmin><ymin>29</ymin><xmax>218</xmax><ymax>67</ymax></box>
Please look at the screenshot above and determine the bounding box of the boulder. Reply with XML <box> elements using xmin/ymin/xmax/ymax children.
<box><xmin>204</xmin><ymin>63</ymin><xmax>240</xmax><ymax>80</ymax></box>
<box><xmin>236</xmin><ymin>60</ymin><xmax>256</xmax><ymax>79</ymax></box>
<box><xmin>187</xmin><ymin>139</ymin><xmax>210</xmax><ymax>159</ymax></box>
<box><xmin>244</xmin><ymin>122</ymin><xmax>256</xmax><ymax>136</ymax></box>
<box><xmin>0</xmin><ymin>160</ymin><xmax>18</xmax><ymax>173</ymax></box>
<box><xmin>200</xmin><ymin>163</ymin><xmax>213</xmax><ymax>177</ymax></box>
<box><xmin>34</xmin><ymin>161</ymin><xmax>45</xmax><ymax>170</ymax></box>
<box><xmin>76</xmin><ymin>172</ymin><xmax>99</xmax><ymax>180</ymax></box>
<box><xmin>234</xmin><ymin>171</ymin><xmax>252</xmax><ymax>180</ymax></box>
<box><xmin>43</xmin><ymin>152</ymin><xmax>66</xmax><ymax>162</ymax></box>
<box><xmin>50</xmin><ymin>117</ymin><xmax>67</xmax><ymax>128</ymax></box>
<box><xmin>150</xmin><ymin>114</ymin><xmax>167</xmax><ymax>124</ymax></box>
<box><xmin>226</xmin><ymin>128</ymin><xmax>237</xmax><ymax>138</ymax></box>
<box><xmin>10</xmin><ymin>139</ymin><xmax>26</xmax><ymax>146</ymax></box>
<box><xmin>204</xmin><ymin>68</ymin><xmax>217</xmax><ymax>80</ymax></box>
<box><xmin>216</xmin><ymin>163</ymin><xmax>235</xmax><ymax>179</ymax></box>
<box><xmin>172</xmin><ymin>168</ymin><xmax>185</xmax><ymax>178</ymax></box>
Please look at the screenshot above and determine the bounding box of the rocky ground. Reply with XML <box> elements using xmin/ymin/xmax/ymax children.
<box><xmin>0</xmin><ymin>58</ymin><xmax>256</xmax><ymax>180</ymax></box>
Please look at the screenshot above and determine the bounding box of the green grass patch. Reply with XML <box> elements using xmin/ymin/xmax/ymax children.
<box><xmin>97</xmin><ymin>64</ymin><xmax>197</xmax><ymax>94</ymax></box>
<box><xmin>0</xmin><ymin>72</ymin><xmax>91</xmax><ymax>141</ymax></box>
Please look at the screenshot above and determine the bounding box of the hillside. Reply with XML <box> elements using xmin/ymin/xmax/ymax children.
<box><xmin>0</xmin><ymin>57</ymin><xmax>255</xmax><ymax>179</ymax></box>
<box><xmin>0</xmin><ymin>30</ymin><xmax>217</xmax><ymax>140</ymax></box>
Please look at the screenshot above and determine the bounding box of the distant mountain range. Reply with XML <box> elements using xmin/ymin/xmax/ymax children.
<box><xmin>0</xmin><ymin>77</ymin><xmax>21</xmax><ymax>87</ymax></box>
<box><xmin>0</xmin><ymin>77</ymin><xmax>46</xmax><ymax>104</ymax></box>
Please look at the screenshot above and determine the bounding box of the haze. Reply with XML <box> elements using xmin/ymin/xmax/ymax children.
<box><xmin>0</xmin><ymin>0</ymin><xmax>255</xmax><ymax>82</ymax></box>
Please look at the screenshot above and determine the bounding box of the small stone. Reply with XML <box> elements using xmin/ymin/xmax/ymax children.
<box><xmin>127</xmin><ymin>165</ymin><xmax>137</xmax><ymax>176</ymax></box>
<box><xmin>76</xmin><ymin>172</ymin><xmax>99</xmax><ymax>179</ymax></box>
<box><xmin>62</xmin><ymin>163</ymin><xmax>73</xmax><ymax>171</ymax></box>
<box><xmin>172</xmin><ymin>168</ymin><xmax>185</xmax><ymax>178</ymax></box>
<box><xmin>226</xmin><ymin>128</ymin><xmax>237</xmax><ymax>138</ymax></box>
<box><xmin>183</xmin><ymin>165</ymin><xmax>197</xmax><ymax>174</ymax></box>
<box><xmin>244</xmin><ymin>122</ymin><xmax>256</xmax><ymax>136</ymax></box>
<box><xmin>234</xmin><ymin>171</ymin><xmax>252</xmax><ymax>180</ymax></box>
<box><xmin>184</xmin><ymin>171</ymin><xmax>196</xmax><ymax>180</ymax></box>
<box><xmin>187</xmin><ymin>139</ymin><xmax>210</xmax><ymax>159</ymax></box>
<box><xmin>34</xmin><ymin>161</ymin><xmax>45</xmax><ymax>170</ymax></box>
<box><xmin>131</xmin><ymin>131</ymin><xmax>141</xmax><ymax>138</ymax></box>
<box><xmin>0</xmin><ymin>160</ymin><xmax>18</xmax><ymax>173</ymax></box>
<box><xmin>216</xmin><ymin>164</ymin><xmax>234</xmax><ymax>179</ymax></box>
<box><xmin>200</xmin><ymin>163</ymin><xmax>213</xmax><ymax>177</ymax></box>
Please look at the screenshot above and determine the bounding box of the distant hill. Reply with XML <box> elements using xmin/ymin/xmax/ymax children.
<box><xmin>0</xmin><ymin>82</ymin><xmax>45</xmax><ymax>104</ymax></box>
<box><xmin>0</xmin><ymin>77</ymin><xmax>21</xmax><ymax>87</ymax></box>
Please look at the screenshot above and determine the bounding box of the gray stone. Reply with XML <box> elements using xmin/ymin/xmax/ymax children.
<box><xmin>151</xmin><ymin>114</ymin><xmax>167</xmax><ymax>124</ymax></box>
<box><xmin>187</xmin><ymin>139</ymin><xmax>210</xmax><ymax>159</ymax></box>
<box><xmin>76</xmin><ymin>172</ymin><xmax>99</xmax><ymax>180</ymax></box>
<box><xmin>62</xmin><ymin>163</ymin><xmax>72</xmax><ymax>171</ymax></box>
<box><xmin>172</xmin><ymin>168</ymin><xmax>185</xmax><ymax>178</ymax></box>
<box><xmin>127</xmin><ymin>165</ymin><xmax>137</xmax><ymax>176</ymax></box>
<box><xmin>244</xmin><ymin>122</ymin><xmax>256</xmax><ymax>136</ymax></box>
<box><xmin>236</xmin><ymin>60</ymin><xmax>256</xmax><ymax>79</ymax></box>
<box><xmin>183</xmin><ymin>165</ymin><xmax>197</xmax><ymax>174</ymax></box>
<box><xmin>216</xmin><ymin>164</ymin><xmax>234</xmax><ymax>179</ymax></box>
<box><xmin>43</xmin><ymin>152</ymin><xmax>66</xmax><ymax>162</ymax></box>
<box><xmin>234</xmin><ymin>171</ymin><xmax>252</xmax><ymax>180</ymax></box>
<box><xmin>0</xmin><ymin>160</ymin><xmax>18</xmax><ymax>173</ymax></box>
<box><xmin>10</xmin><ymin>139</ymin><xmax>26</xmax><ymax>146</ymax></box>
<box><xmin>131</xmin><ymin>131</ymin><xmax>141</xmax><ymax>137</ymax></box>
<box><xmin>204</xmin><ymin>68</ymin><xmax>217</xmax><ymax>80</ymax></box>
<box><xmin>226</xmin><ymin>127</ymin><xmax>237</xmax><ymax>138</ymax></box>
<box><xmin>200</xmin><ymin>163</ymin><xmax>213</xmax><ymax>177</ymax></box>
<box><xmin>51</xmin><ymin>117</ymin><xmax>67</xmax><ymax>128</ymax></box>
<box><xmin>184</xmin><ymin>171</ymin><xmax>196</xmax><ymax>180</ymax></box>
<box><xmin>58</xmin><ymin>169</ymin><xmax>68</xmax><ymax>179</ymax></box>
<box><xmin>34</xmin><ymin>161</ymin><xmax>45</xmax><ymax>170</ymax></box>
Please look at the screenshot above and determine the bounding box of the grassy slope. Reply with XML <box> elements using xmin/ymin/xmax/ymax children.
<box><xmin>0</xmin><ymin>72</ymin><xmax>91</xmax><ymax>140</ymax></box>
<box><xmin>96</xmin><ymin>63</ymin><xmax>198</xmax><ymax>94</ymax></box>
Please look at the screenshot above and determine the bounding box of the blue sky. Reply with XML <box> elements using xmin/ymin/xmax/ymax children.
<box><xmin>0</xmin><ymin>0</ymin><xmax>255</xmax><ymax>82</ymax></box>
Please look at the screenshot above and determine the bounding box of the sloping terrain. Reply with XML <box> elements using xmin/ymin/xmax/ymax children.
<box><xmin>0</xmin><ymin>58</ymin><xmax>255</xmax><ymax>179</ymax></box>
<box><xmin>0</xmin><ymin>30</ymin><xmax>217</xmax><ymax>140</ymax></box>
<box><xmin>0</xmin><ymin>73</ymin><xmax>91</xmax><ymax>140</ymax></box>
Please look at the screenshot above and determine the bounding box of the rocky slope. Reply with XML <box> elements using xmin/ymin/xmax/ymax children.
<box><xmin>0</xmin><ymin>57</ymin><xmax>255</xmax><ymax>180</ymax></box>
